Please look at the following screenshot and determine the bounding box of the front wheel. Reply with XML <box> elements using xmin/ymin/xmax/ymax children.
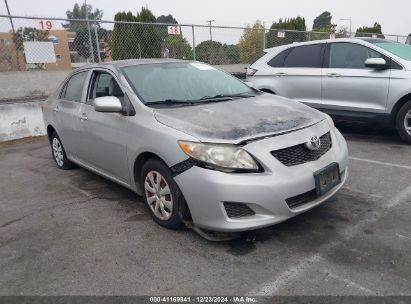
<box><xmin>141</xmin><ymin>159</ymin><xmax>186</xmax><ymax>229</ymax></box>
<box><xmin>396</xmin><ymin>101</ymin><xmax>411</xmax><ymax>144</ymax></box>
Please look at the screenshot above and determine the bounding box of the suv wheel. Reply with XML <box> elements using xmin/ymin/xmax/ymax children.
<box><xmin>50</xmin><ymin>132</ymin><xmax>75</xmax><ymax>169</ymax></box>
<box><xmin>396</xmin><ymin>101</ymin><xmax>411</xmax><ymax>144</ymax></box>
<box><xmin>141</xmin><ymin>159</ymin><xmax>185</xmax><ymax>229</ymax></box>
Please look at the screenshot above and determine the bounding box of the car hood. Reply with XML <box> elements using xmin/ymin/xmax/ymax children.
<box><xmin>153</xmin><ymin>94</ymin><xmax>325</xmax><ymax>143</ymax></box>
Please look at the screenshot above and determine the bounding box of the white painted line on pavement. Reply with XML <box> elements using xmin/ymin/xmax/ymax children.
<box><xmin>248</xmin><ymin>254</ymin><xmax>323</xmax><ymax>296</ymax></box>
<box><xmin>325</xmin><ymin>272</ymin><xmax>376</xmax><ymax>295</ymax></box>
<box><xmin>247</xmin><ymin>184</ymin><xmax>411</xmax><ymax>296</ymax></box>
<box><xmin>349</xmin><ymin>157</ymin><xmax>411</xmax><ymax>170</ymax></box>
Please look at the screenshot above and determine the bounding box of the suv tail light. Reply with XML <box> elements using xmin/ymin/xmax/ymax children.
<box><xmin>246</xmin><ymin>68</ymin><xmax>258</xmax><ymax>77</ymax></box>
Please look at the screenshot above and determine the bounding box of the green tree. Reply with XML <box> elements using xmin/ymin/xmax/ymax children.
<box><xmin>238</xmin><ymin>21</ymin><xmax>265</xmax><ymax>64</ymax></box>
<box><xmin>63</xmin><ymin>2</ymin><xmax>103</xmax><ymax>33</ymax></box>
<box><xmin>312</xmin><ymin>11</ymin><xmax>336</xmax><ymax>32</ymax></box>
<box><xmin>167</xmin><ymin>35</ymin><xmax>193</xmax><ymax>59</ymax></box>
<box><xmin>135</xmin><ymin>7</ymin><xmax>162</xmax><ymax>58</ymax></box>
<box><xmin>111</xmin><ymin>8</ymin><xmax>162</xmax><ymax>60</ymax></box>
<box><xmin>72</xmin><ymin>27</ymin><xmax>109</xmax><ymax>62</ymax></box>
<box><xmin>195</xmin><ymin>40</ymin><xmax>229</xmax><ymax>64</ymax></box>
<box><xmin>355</xmin><ymin>23</ymin><xmax>384</xmax><ymax>38</ymax></box>
<box><xmin>266</xmin><ymin>17</ymin><xmax>306</xmax><ymax>47</ymax></box>
<box><xmin>111</xmin><ymin>11</ymin><xmax>140</xmax><ymax>60</ymax></box>
<box><xmin>223</xmin><ymin>44</ymin><xmax>240</xmax><ymax>64</ymax></box>
<box><xmin>63</xmin><ymin>2</ymin><xmax>105</xmax><ymax>62</ymax></box>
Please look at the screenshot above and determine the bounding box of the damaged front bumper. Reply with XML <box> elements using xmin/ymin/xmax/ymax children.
<box><xmin>174</xmin><ymin>120</ymin><xmax>348</xmax><ymax>232</ymax></box>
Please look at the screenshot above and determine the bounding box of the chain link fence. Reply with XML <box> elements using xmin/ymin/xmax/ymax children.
<box><xmin>0</xmin><ymin>14</ymin><xmax>409</xmax><ymax>73</ymax></box>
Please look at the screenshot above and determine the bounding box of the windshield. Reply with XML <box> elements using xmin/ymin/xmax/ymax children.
<box><xmin>371</xmin><ymin>41</ymin><xmax>411</xmax><ymax>61</ymax></box>
<box><xmin>121</xmin><ymin>62</ymin><xmax>254</xmax><ymax>104</ymax></box>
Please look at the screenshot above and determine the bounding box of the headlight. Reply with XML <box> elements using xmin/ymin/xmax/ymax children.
<box><xmin>178</xmin><ymin>141</ymin><xmax>260</xmax><ymax>172</ymax></box>
<box><xmin>324</xmin><ymin>113</ymin><xmax>335</xmax><ymax>129</ymax></box>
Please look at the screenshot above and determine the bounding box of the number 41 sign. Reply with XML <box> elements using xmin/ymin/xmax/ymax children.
<box><xmin>35</xmin><ymin>20</ymin><xmax>53</xmax><ymax>30</ymax></box>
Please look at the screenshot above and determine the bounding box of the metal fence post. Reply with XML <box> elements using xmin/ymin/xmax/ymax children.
<box><xmin>93</xmin><ymin>23</ymin><xmax>101</xmax><ymax>63</ymax></box>
<box><xmin>262</xmin><ymin>27</ymin><xmax>266</xmax><ymax>51</ymax></box>
<box><xmin>192</xmin><ymin>25</ymin><xmax>196</xmax><ymax>61</ymax></box>
<box><xmin>86</xmin><ymin>19</ymin><xmax>94</xmax><ymax>63</ymax></box>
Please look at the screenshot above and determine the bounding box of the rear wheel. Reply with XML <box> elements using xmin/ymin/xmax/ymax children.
<box><xmin>50</xmin><ymin>132</ymin><xmax>75</xmax><ymax>169</ymax></box>
<box><xmin>141</xmin><ymin>158</ymin><xmax>186</xmax><ymax>229</ymax></box>
<box><xmin>396</xmin><ymin>101</ymin><xmax>411</xmax><ymax>144</ymax></box>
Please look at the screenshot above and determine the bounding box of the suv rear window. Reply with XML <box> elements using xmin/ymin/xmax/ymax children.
<box><xmin>283</xmin><ymin>44</ymin><xmax>323</xmax><ymax>68</ymax></box>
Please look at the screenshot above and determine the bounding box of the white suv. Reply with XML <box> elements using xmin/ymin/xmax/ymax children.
<box><xmin>247</xmin><ymin>38</ymin><xmax>411</xmax><ymax>144</ymax></box>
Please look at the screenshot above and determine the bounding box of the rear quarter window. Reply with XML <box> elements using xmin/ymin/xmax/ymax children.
<box><xmin>283</xmin><ymin>44</ymin><xmax>324</xmax><ymax>68</ymax></box>
<box><xmin>267</xmin><ymin>49</ymin><xmax>290</xmax><ymax>67</ymax></box>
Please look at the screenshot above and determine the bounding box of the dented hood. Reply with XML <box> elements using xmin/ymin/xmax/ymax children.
<box><xmin>153</xmin><ymin>94</ymin><xmax>325</xmax><ymax>143</ymax></box>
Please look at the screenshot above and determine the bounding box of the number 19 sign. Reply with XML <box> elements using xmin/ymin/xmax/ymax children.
<box><xmin>35</xmin><ymin>20</ymin><xmax>53</xmax><ymax>30</ymax></box>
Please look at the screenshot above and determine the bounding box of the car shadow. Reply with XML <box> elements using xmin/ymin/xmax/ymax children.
<box><xmin>335</xmin><ymin>121</ymin><xmax>404</xmax><ymax>145</ymax></box>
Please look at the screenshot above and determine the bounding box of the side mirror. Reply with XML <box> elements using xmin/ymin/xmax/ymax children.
<box><xmin>365</xmin><ymin>58</ymin><xmax>388</xmax><ymax>70</ymax></box>
<box><xmin>93</xmin><ymin>96</ymin><xmax>123</xmax><ymax>113</ymax></box>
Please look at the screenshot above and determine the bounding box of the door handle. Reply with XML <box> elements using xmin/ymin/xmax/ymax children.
<box><xmin>275</xmin><ymin>72</ymin><xmax>287</xmax><ymax>77</ymax></box>
<box><xmin>79</xmin><ymin>113</ymin><xmax>88</xmax><ymax>121</ymax></box>
<box><xmin>326</xmin><ymin>73</ymin><xmax>341</xmax><ymax>78</ymax></box>
<box><xmin>53</xmin><ymin>107</ymin><xmax>59</xmax><ymax>112</ymax></box>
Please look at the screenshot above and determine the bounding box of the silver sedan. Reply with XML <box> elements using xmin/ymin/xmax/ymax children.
<box><xmin>43</xmin><ymin>59</ymin><xmax>348</xmax><ymax>232</ymax></box>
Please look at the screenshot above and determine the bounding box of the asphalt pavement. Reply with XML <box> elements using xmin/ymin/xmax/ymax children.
<box><xmin>0</xmin><ymin>125</ymin><xmax>410</xmax><ymax>296</ymax></box>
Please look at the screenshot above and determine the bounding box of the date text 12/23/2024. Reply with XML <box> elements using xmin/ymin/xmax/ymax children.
<box><xmin>149</xmin><ymin>297</ymin><xmax>257</xmax><ymax>303</ymax></box>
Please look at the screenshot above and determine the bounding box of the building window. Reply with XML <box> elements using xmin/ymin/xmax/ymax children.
<box><xmin>0</xmin><ymin>39</ymin><xmax>8</xmax><ymax>46</ymax></box>
<box><xmin>56</xmin><ymin>54</ymin><xmax>62</xmax><ymax>61</ymax></box>
<box><xmin>48</xmin><ymin>35</ymin><xmax>59</xmax><ymax>45</ymax></box>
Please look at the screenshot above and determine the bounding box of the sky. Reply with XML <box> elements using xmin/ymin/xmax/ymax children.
<box><xmin>0</xmin><ymin>0</ymin><xmax>410</xmax><ymax>36</ymax></box>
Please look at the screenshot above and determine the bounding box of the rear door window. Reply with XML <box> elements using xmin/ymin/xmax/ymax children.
<box><xmin>61</xmin><ymin>71</ymin><xmax>88</xmax><ymax>102</ymax></box>
<box><xmin>283</xmin><ymin>44</ymin><xmax>324</xmax><ymax>68</ymax></box>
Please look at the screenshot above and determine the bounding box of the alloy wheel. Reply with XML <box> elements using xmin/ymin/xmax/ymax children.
<box><xmin>52</xmin><ymin>137</ymin><xmax>64</xmax><ymax>167</ymax></box>
<box><xmin>144</xmin><ymin>170</ymin><xmax>173</xmax><ymax>220</ymax></box>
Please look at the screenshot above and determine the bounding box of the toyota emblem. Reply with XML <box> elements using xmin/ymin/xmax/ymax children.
<box><xmin>305</xmin><ymin>135</ymin><xmax>321</xmax><ymax>150</ymax></box>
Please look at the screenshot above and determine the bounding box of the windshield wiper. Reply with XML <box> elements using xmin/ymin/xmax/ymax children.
<box><xmin>145</xmin><ymin>99</ymin><xmax>196</xmax><ymax>106</ymax></box>
<box><xmin>198</xmin><ymin>93</ymin><xmax>256</xmax><ymax>101</ymax></box>
<box><xmin>145</xmin><ymin>93</ymin><xmax>257</xmax><ymax>106</ymax></box>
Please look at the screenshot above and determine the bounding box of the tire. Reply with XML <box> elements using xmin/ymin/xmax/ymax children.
<box><xmin>141</xmin><ymin>158</ymin><xmax>185</xmax><ymax>229</ymax></box>
<box><xmin>395</xmin><ymin>101</ymin><xmax>411</xmax><ymax>144</ymax></box>
<box><xmin>50</xmin><ymin>132</ymin><xmax>75</xmax><ymax>169</ymax></box>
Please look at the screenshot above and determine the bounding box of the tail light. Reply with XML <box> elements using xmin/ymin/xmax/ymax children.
<box><xmin>246</xmin><ymin>68</ymin><xmax>258</xmax><ymax>77</ymax></box>
<box><xmin>40</xmin><ymin>103</ymin><xmax>44</xmax><ymax>112</ymax></box>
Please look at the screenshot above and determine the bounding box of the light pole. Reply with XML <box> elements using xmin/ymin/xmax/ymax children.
<box><xmin>340</xmin><ymin>18</ymin><xmax>352</xmax><ymax>37</ymax></box>
<box><xmin>206</xmin><ymin>20</ymin><xmax>215</xmax><ymax>41</ymax></box>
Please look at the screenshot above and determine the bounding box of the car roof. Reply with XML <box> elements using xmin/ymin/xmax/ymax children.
<box><xmin>264</xmin><ymin>37</ymin><xmax>395</xmax><ymax>52</ymax></box>
<box><xmin>78</xmin><ymin>58</ymin><xmax>190</xmax><ymax>70</ymax></box>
